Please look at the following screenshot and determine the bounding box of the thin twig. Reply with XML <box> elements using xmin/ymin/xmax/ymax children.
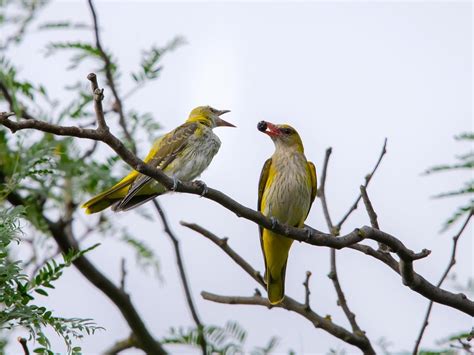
<box><xmin>336</xmin><ymin>138</ymin><xmax>387</xmax><ymax>229</ymax></box>
<box><xmin>360</xmin><ymin>185</ymin><xmax>390</xmax><ymax>252</ymax></box>
<box><xmin>317</xmin><ymin>147</ymin><xmax>365</xmax><ymax>335</ymax></box>
<box><xmin>86</xmin><ymin>0</ymin><xmax>135</xmax><ymax>152</ymax></box>
<box><xmin>120</xmin><ymin>258</ymin><xmax>127</xmax><ymax>292</ymax></box>
<box><xmin>412</xmin><ymin>210</ymin><xmax>473</xmax><ymax>354</ymax></box>
<box><xmin>359</xmin><ymin>186</ymin><xmax>379</xmax><ymax>230</ymax></box>
<box><xmin>303</xmin><ymin>271</ymin><xmax>312</xmax><ymax>311</ymax></box>
<box><xmin>17</xmin><ymin>337</ymin><xmax>29</xmax><ymax>355</ymax></box>
<box><xmin>180</xmin><ymin>221</ymin><xmax>265</xmax><ymax>286</ymax></box>
<box><xmin>86</xmin><ymin>73</ymin><xmax>108</xmax><ymax>131</ymax></box>
<box><xmin>317</xmin><ymin>147</ymin><xmax>336</xmax><ymax>233</ymax></box>
<box><xmin>153</xmin><ymin>200</ymin><xmax>207</xmax><ymax>355</ymax></box>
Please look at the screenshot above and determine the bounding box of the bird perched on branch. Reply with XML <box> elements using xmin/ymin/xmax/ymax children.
<box><xmin>82</xmin><ymin>106</ymin><xmax>235</xmax><ymax>214</ymax></box>
<box><xmin>257</xmin><ymin>121</ymin><xmax>317</xmax><ymax>304</ymax></box>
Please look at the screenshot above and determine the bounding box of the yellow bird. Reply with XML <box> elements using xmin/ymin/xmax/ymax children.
<box><xmin>82</xmin><ymin>106</ymin><xmax>235</xmax><ymax>214</ymax></box>
<box><xmin>257</xmin><ymin>120</ymin><xmax>317</xmax><ymax>304</ymax></box>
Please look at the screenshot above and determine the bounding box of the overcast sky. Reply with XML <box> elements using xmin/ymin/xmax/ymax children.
<box><xmin>5</xmin><ymin>1</ymin><xmax>472</xmax><ymax>354</ymax></box>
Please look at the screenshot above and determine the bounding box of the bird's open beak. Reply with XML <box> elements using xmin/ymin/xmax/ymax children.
<box><xmin>215</xmin><ymin>110</ymin><xmax>235</xmax><ymax>127</ymax></box>
<box><xmin>258</xmin><ymin>121</ymin><xmax>280</xmax><ymax>137</ymax></box>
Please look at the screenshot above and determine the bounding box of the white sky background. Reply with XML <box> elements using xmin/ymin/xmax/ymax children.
<box><xmin>4</xmin><ymin>1</ymin><xmax>473</xmax><ymax>354</ymax></box>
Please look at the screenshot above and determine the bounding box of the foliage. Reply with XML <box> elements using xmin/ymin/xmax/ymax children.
<box><xmin>0</xmin><ymin>207</ymin><xmax>103</xmax><ymax>354</ymax></box>
<box><xmin>0</xmin><ymin>0</ymin><xmax>183</xmax><ymax>352</ymax></box>
<box><xmin>161</xmin><ymin>321</ymin><xmax>279</xmax><ymax>354</ymax></box>
<box><xmin>425</xmin><ymin>132</ymin><xmax>474</xmax><ymax>231</ymax></box>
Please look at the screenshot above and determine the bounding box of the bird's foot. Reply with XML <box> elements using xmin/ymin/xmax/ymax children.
<box><xmin>171</xmin><ymin>177</ymin><xmax>181</xmax><ymax>191</ymax></box>
<box><xmin>270</xmin><ymin>217</ymin><xmax>279</xmax><ymax>229</ymax></box>
<box><xmin>193</xmin><ymin>180</ymin><xmax>208</xmax><ymax>197</ymax></box>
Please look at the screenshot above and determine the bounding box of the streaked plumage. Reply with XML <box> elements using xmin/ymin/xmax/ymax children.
<box><xmin>82</xmin><ymin>106</ymin><xmax>234</xmax><ymax>214</ymax></box>
<box><xmin>257</xmin><ymin>121</ymin><xmax>317</xmax><ymax>304</ymax></box>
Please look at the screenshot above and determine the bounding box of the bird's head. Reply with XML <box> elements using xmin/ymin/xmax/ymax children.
<box><xmin>257</xmin><ymin>121</ymin><xmax>304</xmax><ymax>152</ymax></box>
<box><xmin>186</xmin><ymin>106</ymin><xmax>235</xmax><ymax>129</ymax></box>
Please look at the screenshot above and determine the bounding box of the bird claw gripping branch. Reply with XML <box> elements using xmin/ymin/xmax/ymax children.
<box><xmin>193</xmin><ymin>180</ymin><xmax>209</xmax><ymax>197</ymax></box>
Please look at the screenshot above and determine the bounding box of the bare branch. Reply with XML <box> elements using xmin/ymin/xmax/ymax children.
<box><xmin>1</xmin><ymin>77</ymin><xmax>472</xmax><ymax>316</ymax></box>
<box><xmin>412</xmin><ymin>210</ymin><xmax>473</xmax><ymax>354</ymax></box>
<box><xmin>120</xmin><ymin>258</ymin><xmax>127</xmax><ymax>292</ymax></box>
<box><xmin>180</xmin><ymin>221</ymin><xmax>265</xmax><ymax>286</ymax></box>
<box><xmin>86</xmin><ymin>73</ymin><xmax>108</xmax><ymax>131</ymax></box>
<box><xmin>336</xmin><ymin>138</ymin><xmax>387</xmax><ymax>229</ymax></box>
<box><xmin>317</xmin><ymin>147</ymin><xmax>336</xmax><ymax>233</ymax></box>
<box><xmin>359</xmin><ymin>186</ymin><xmax>379</xmax><ymax>230</ymax></box>
<box><xmin>152</xmin><ymin>200</ymin><xmax>207</xmax><ymax>355</ymax></box>
<box><xmin>86</xmin><ymin>0</ymin><xmax>135</xmax><ymax>151</ymax></box>
<box><xmin>317</xmin><ymin>147</ymin><xmax>368</xmax><ymax>336</ymax></box>
<box><xmin>17</xmin><ymin>337</ymin><xmax>29</xmax><ymax>355</ymax></box>
<box><xmin>186</xmin><ymin>224</ymin><xmax>375</xmax><ymax>353</ymax></box>
<box><xmin>360</xmin><ymin>185</ymin><xmax>390</xmax><ymax>252</ymax></box>
<box><xmin>303</xmin><ymin>271</ymin><xmax>312</xmax><ymax>311</ymax></box>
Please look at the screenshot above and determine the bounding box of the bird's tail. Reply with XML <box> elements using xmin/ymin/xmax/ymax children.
<box><xmin>267</xmin><ymin>268</ymin><xmax>287</xmax><ymax>305</ymax></box>
<box><xmin>82</xmin><ymin>172</ymin><xmax>139</xmax><ymax>214</ymax></box>
<box><xmin>262</xmin><ymin>230</ymin><xmax>293</xmax><ymax>305</ymax></box>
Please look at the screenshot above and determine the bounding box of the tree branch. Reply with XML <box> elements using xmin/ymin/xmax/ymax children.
<box><xmin>303</xmin><ymin>271</ymin><xmax>312</xmax><ymax>311</ymax></box>
<box><xmin>17</xmin><ymin>337</ymin><xmax>29</xmax><ymax>355</ymax></box>
<box><xmin>317</xmin><ymin>147</ymin><xmax>366</xmax><ymax>336</ymax></box>
<box><xmin>182</xmin><ymin>222</ymin><xmax>375</xmax><ymax>354</ymax></box>
<box><xmin>336</xmin><ymin>138</ymin><xmax>387</xmax><ymax>229</ymax></box>
<box><xmin>152</xmin><ymin>200</ymin><xmax>207</xmax><ymax>355</ymax></box>
<box><xmin>1</xmin><ymin>77</ymin><xmax>472</xmax><ymax>316</ymax></box>
<box><xmin>86</xmin><ymin>0</ymin><xmax>135</xmax><ymax>152</ymax></box>
<box><xmin>0</xmin><ymin>173</ymin><xmax>166</xmax><ymax>355</ymax></box>
<box><xmin>412</xmin><ymin>210</ymin><xmax>473</xmax><ymax>354</ymax></box>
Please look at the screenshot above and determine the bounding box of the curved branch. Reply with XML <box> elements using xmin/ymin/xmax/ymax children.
<box><xmin>1</xmin><ymin>77</ymin><xmax>472</xmax><ymax>316</ymax></box>
<box><xmin>183</xmin><ymin>222</ymin><xmax>375</xmax><ymax>354</ymax></box>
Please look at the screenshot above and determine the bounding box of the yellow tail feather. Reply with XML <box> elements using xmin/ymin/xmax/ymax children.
<box><xmin>82</xmin><ymin>171</ymin><xmax>139</xmax><ymax>214</ymax></box>
<box><xmin>267</xmin><ymin>276</ymin><xmax>285</xmax><ymax>305</ymax></box>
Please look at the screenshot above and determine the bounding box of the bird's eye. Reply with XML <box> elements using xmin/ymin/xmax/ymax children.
<box><xmin>281</xmin><ymin>128</ymin><xmax>293</xmax><ymax>135</ymax></box>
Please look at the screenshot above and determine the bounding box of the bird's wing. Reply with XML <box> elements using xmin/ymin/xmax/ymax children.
<box><xmin>114</xmin><ymin>122</ymin><xmax>199</xmax><ymax>211</ymax></box>
<box><xmin>306</xmin><ymin>161</ymin><xmax>318</xmax><ymax>218</ymax></box>
<box><xmin>257</xmin><ymin>158</ymin><xmax>273</xmax><ymax>283</ymax></box>
<box><xmin>257</xmin><ymin>158</ymin><xmax>273</xmax><ymax>237</ymax></box>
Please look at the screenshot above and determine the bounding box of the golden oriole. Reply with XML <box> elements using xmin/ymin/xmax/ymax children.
<box><xmin>257</xmin><ymin>120</ymin><xmax>317</xmax><ymax>304</ymax></box>
<box><xmin>82</xmin><ymin>106</ymin><xmax>234</xmax><ymax>214</ymax></box>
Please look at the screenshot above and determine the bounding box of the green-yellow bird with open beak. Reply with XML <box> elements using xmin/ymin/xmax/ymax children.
<box><xmin>257</xmin><ymin>120</ymin><xmax>317</xmax><ymax>304</ymax></box>
<box><xmin>82</xmin><ymin>106</ymin><xmax>235</xmax><ymax>214</ymax></box>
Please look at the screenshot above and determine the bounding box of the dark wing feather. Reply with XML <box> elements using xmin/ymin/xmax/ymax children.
<box><xmin>257</xmin><ymin>158</ymin><xmax>272</xmax><ymax>237</ymax></box>
<box><xmin>306</xmin><ymin>161</ymin><xmax>318</xmax><ymax>219</ymax></box>
<box><xmin>115</xmin><ymin>122</ymin><xmax>199</xmax><ymax>211</ymax></box>
<box><xmin>257</xmin><ymin>158</ymin><xmax>272</xmax><ymax>283</ymax></box>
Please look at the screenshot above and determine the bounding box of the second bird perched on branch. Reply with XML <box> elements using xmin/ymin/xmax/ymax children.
<box><xmin>257</xmin><ymin>121</ymin><xmax>317</xmax><ymax>304</ymax></box>
<box><xmin>82</xmin><ymin>106</ymin><xmax>235</xmax><ymax>214</ymax></box>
